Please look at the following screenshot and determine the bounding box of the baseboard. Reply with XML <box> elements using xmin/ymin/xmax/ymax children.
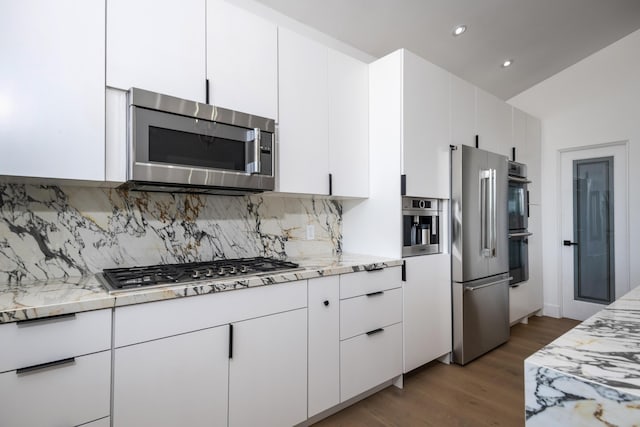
<box><xmin>297</xmin><ymin>378</ymin><xmax>396</xmax><ymax>426</ymax></box>
<box><xmin>543</xmin><ymin>304</ymin><xmax>561</xmax><ymax>318</ymax></box>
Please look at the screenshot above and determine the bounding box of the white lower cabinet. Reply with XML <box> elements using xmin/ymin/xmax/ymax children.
<box><xmin>229</xmin><ymin>308</ymin><xmax>307</xmax><ymax>427</ymax></box>
<box><xmin>113</xmin><ymin>326</ymin><xmax>229</xmax><ymax>427</ymax></box>
<box><xmin>403</xmin><ymin>254</ymin><xmax>452</xmax><ymax>373</ymax></box>
<box><xmin>0</xmin><ymin>309</ymin><xmax>112</xmax><ymax>427</ymax></box>
<box><xmin>340</xmin><ymin>322</ymin><xmax>403</xmax><ymax>402</ymax></box>
<box><xmin>0</xmin><ymin>350</ymin><xmax>111</xmax><ymax>427</ymax></box>
<box><xmin>308</xmin><ymin>276</ymin><xmax>340</xmax><ymax>417</ymax></box>
<box><xmin>112</xmin><ymin>281</ymin><xmax>308</xmax><ymax>427</ymax></box>
<box><xmin>338</xmin><ymin>267</ymin><xmax>403</xmax><ymax>402</ymax></box>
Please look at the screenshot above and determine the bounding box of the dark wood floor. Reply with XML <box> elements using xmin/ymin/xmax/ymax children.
<box><xmin>314</xmin><ymin>316</ymin><xmax>580</xmax><ymax>427</ymax></box>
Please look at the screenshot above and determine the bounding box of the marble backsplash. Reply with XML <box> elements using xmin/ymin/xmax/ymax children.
<box><xmin>0</xmin><ymin>184</ymin><xmax>342</xmax><ymax>284</ymax></box>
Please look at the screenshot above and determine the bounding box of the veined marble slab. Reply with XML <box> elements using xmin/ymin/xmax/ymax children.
<box><xmin>0</xmin><ymin>254</ymin><xmax>402</xmax><ymax>323</ymax></box>
<box><xmin>0</xmin><ymin>184</ymin><xmax>342</xmax><ymax>284</ymax></box>
<box><xmin>525</xmin><ymin>285</ymin><xmax>640</xmax><ymax>426</ymax></box>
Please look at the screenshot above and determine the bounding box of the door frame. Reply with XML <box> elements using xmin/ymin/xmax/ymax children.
<box><xmin>558</xmin><ymin>140</ymin><xmax>630</xmax><ymax>320</ymax></box>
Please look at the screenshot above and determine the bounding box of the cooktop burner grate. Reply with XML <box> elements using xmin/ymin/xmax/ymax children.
<box><xmin>100</xmin><ymin>257</ymin><xmax>301</xmax><ymax>293</ymax></box>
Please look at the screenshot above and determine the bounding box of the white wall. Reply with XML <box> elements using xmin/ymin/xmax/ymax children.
<box><xmin>509</xmin><ymin>29</ymin><xmax>640</xmax><ymax>317</ymax></box>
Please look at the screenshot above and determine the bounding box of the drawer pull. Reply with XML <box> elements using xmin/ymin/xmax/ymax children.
<box><xmin>366</xmin><ymin>328</ymin><xmax>384</xmax><ymax>336</ymax></box>
<box><xmin>364</xmin><ymin>265</ymin><xmax>384</xmax><ymax>272</ymax></box>
<box><xmin>16</xmin><ymin>357</ymin><xmax>76</xmax><ymax>375</ymax></box>
<box><xmin>323</xmin><ymin>300</ymin><xmax>330</xmax><ymax>307</ymax></box>
<box><xmin>17</xmin><ymin>312</ymin><xmax>76</xmax><ymax>327</ymax></box>
<box><xmin>366</xmin><ymin>291</ymin><xmax>384</xmax><ymax>297</ymax></box>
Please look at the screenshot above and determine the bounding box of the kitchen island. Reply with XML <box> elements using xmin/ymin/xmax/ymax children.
<box><xmin>525</xmin><ymin>285</ymin><xmax>640</xmax><ymax>426</ymax></box>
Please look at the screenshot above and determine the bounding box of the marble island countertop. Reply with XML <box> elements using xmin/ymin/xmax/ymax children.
<box><xmin>525</xmin><ymin>285</ymin><xmax>640</xmax><ymax>426</ymax></box>
<box><xmin>0</xmin><ymin>253</ymin><xmax>402</xmax><ymax>323</ymax></box>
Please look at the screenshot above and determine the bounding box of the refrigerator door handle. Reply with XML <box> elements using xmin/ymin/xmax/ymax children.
<box><xmin>464</xmin><ymin>276</ymin><xmax>514</xmax><ymax>292</ymax></box>
<box><xmin>490</xmin><ymin>168</ymin><xmax>497</xmax><ymax>257</ymax></box>
<box><xmin>480</xmin><ymin>170</ymin><xmax>491</xmax><ymax>257</ymax></box>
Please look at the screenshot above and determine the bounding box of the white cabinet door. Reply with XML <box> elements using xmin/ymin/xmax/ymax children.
<box><xmin>328</xmin><ymin>48</ymin><xmax>369</xmax><ymax>198</ymax></box>
<box><xmin>0</xmin><ymin>0</ymin><xmax>105</xmax><ymax>181</ymax></box>
<box><xmin>113</xmin><ymin>326</ymin><xmax>229</xmax><ymax>427</ymax></box>
<box><xmin>206</xmin><ymin>0</ymin><xmax>277</xmax><ymax>119</ymax></box>
<box><xmin>403</xmin><ymin>254</ymin><xmax>452</xmax><ymax>373</ymax></box>
<box><xmin>524</xmin><ymin>114</ymin><xmax>542</xmax><ymax>205</ymax></box>
<box><xmin>229</xmin><ymin>308</ymin><xmax>307</xmax><ymax>427</ymax></box>
<box><xmin>477</xmin><ymin>88</ymin><xmax>512</xmax><ymax>157</ymax></box>
<box><xmin>402</xmin><ymin>51</ymin><xmax>451</xmax><ymax>199</ymax></box>
<box><xmin>277</xmin><ymin>28</ymin><xmax>329</xmax><ymax>195</ymax></box>
<box><xmin>107</xmin><ymin>0</ymin><xmax>206</xmax><ymax>102</ymax></box>
<box><xmin>308</xmin><ymin>276</ymin><xmax>340</xmax><ymax>417</ymax></box>
<box><xmin>450</xmin><ymin>74</ymin><xmax>477</xmax><ymax>148</ymax></box>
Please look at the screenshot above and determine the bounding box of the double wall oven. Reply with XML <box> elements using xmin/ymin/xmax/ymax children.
<box><xmin>508</xmin><ymin>161</ymin><xmax>532</xmax><ymax>286</ymax></box>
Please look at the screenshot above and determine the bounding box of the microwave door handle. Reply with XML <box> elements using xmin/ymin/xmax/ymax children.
<box><xmin>246</xmin><ymin>128</ymin><xmax>261</xmax><ymax>174</ymax></box>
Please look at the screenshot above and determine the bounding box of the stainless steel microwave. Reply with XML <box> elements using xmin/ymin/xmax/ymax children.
<box><xmin>123</xmin><ymin>88</ymin><xmax>275</xmax><ymax>195</ymax></box>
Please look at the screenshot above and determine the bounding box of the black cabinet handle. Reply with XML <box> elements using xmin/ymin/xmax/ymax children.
<box><xmin>563</xmin><ymin>240</ymin><xmax>578</xmax><ymax>246</ymax></box>
<box><xmin>328</xmin><ymin>174</ymin><xmax>333</xmax><ymax>196</ymax></box>
<box><xmin>475</xmin><ymin>134</ymin><xmax>479</xmax><ymax>148</ymax></box>
<box><xmin>206</xmin><ymin>79</ymin><xmax>210</xmax><ymax>104</ymax></box>
<box><xmin>17</xmin><ymin>312</ymin><xmax>75</xmax><ymax>327</ymax></box>
<box><xmin>228</xmin><ymin>324</ymin><xmax>234</xmax><ymax>359</ymax></box>
<box><xmin>323</xmin><ymin>300</ymin><xmax>329</xmax><ymax>307</ymax></box>
<box><xmin>17</xmin><ymin>357</ymin><xmax>75</xmax><ymax>375</ymax></box>
<box><xmin>364</xmin><ymin>265</ymin><xmax>384</xmax><ymax>272</ymax></box>
<box><xmin>366</xmin><ymin>291</ymin><xmax>384</xmax><ymax>297</ymax></box>
<box><xmin>366</xmin><ymin>328</ymin><xmax>384</xmax><ymax>336</ymax></box>
<box><xmin>400</xmin><ymin>174</ymin><xmax>406</xmax><ymax>196</ymax></box>
<box><xmin>402</xmin><ymin>260</ymin><xmax>406</xmax><ymax>282</ymax></box>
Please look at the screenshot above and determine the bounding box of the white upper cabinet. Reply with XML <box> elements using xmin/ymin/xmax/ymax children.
<box><xmin>277</xmin><ymin>28</ymin><xmax>330</xmax><ymax>195</ymax></box>
<box><xmin>328</xmin><ymin>49</ymin><xmax>369</xmax><ymax>198</ymax></box>
<box><xmin>402</xmin><ymin>50</ymin><xmax>450</xmax><ymax>199</ymax></box>
<box><xmin>0</xmin><ymin>0</ymin><xmax>105</xmax><ymax>181</ymax></box>
<box><xmin>525</xmin><ymin>114</ymin><xmax>541</xmax><ymax>205</ymax></box>
<box><xmin>107</xmin><ymin>0</ymin><xmax>206</xmax><ymax>102</ymax></box>
<box><xmin>206</xmin><ymin>0</ymin><xmax>278</xmax><ymax>119</ymax></box>
<box><xmin>512</xmin><ymin>107</ymin><xmax>541</xmax><ymax>204</ymax></box>
<box><xmin>476</xmin><ymin>88</ymin><xmax>512</xmax><ymax>157</ymax></box>
<box><xmin>450</xmin><ymin>74</ymin><xmax>477</xmax><ymax>148</ymax></box>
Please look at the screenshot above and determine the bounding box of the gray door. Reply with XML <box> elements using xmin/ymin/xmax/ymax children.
<box><xmin>560</xmin><ymin>144</ymin><xmax>629</xmax><ymax>320</ymax></box>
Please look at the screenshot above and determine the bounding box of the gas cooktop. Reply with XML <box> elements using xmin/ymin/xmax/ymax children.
<box><xmin>99</xmin><ymin>257</ymin><xmax>302</xmax><ymax>294</ymax></box>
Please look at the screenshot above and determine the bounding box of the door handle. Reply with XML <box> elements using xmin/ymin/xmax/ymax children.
<box><xmin>563</xmin><ymin>240</ymin><xmax>578</xmax><ymax>246</ymax></box>
<box><xmin>245</xmin><ymin>128</ymin><xmax>261</xmax><ymax>174</ymax></box>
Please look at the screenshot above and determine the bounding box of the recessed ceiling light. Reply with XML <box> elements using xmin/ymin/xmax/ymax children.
<box><xmin>452</xmin><ymin>25</ymin><xmax>467</xmax><ymax>36</ymax></box>
<box><xmin>502</xmin><ymin>59</ymin><xmax>513</xmax><ymax>68</ymax></box>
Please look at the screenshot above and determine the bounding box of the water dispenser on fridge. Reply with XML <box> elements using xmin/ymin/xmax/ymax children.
<box><xmin>402</xmin><ymin>197</ymin><xmax>442</xmax><ymax>257</ymax></box>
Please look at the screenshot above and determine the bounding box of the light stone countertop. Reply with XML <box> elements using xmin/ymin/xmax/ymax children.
<box><xmin>525</xmin><ymin>285</ymin><xmax>640</xmax><ymax>426</ymax></box>
<box><xmin>0</xmin><ymin>253</ymin><xmax>402</xmax><ymax>323</ymax></box>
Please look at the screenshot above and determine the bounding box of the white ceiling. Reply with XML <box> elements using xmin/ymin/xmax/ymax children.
<box><xmin>253</xmin><ymin>0</ymin><xmax>640</xmax><ymax>99</ymax></box>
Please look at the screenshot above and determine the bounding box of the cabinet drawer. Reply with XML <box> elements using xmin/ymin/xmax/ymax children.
<box><xmin>0</xmin><ymin>309</ymin><xmax>112</xmax><ymax>373</ymax></box>
<box><xmin>115</xmin><ymin>280</ymin><xmax>307</xmax><ymax>347</ymax></box>
<box><xmin>340</xmin><ymin>322</ymin><xmax>402</xmax><ymax>402</ymax></box>
<box><xmin>340</xmin><ymin>288</ymin><xmax>402</xmax><ymax>340</ymax></box>
<box><xmin>0</xmin><ymin>350</ymin><xmax>111</xmax><ymax>427</ymax></box>
<box><xmin>340</xmin><ymin>267</ymin><xmax>401</xmax><ymax>299</ymax></box>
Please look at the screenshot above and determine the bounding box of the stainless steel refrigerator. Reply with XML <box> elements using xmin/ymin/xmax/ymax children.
<box><xmin>451</xmin><ymin>145</ymin><xmax>511</xmax><ymax>365</ymax></box>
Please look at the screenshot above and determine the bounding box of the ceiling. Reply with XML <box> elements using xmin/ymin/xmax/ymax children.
<box><xmin>253</xmin><ymin>0</ymin><xmax>640</xmax><ymax>100</ymax></box>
